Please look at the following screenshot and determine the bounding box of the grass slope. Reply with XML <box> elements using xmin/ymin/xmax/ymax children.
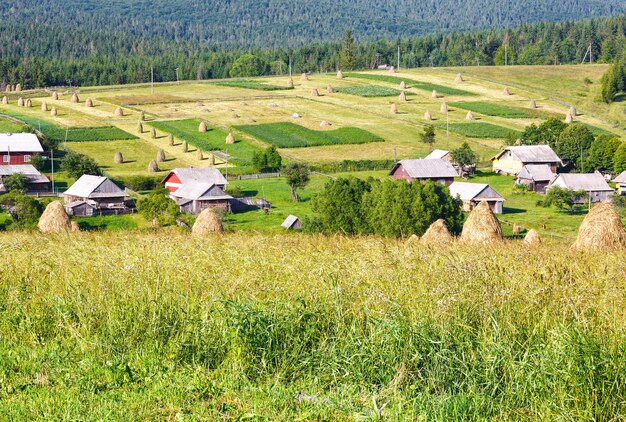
<box><xmin>438</xmin><ymin>122</ymin><xmax>521</xmax><ymax>138</ymax></box>
<box><xmin>450</xmin><ymin>101</ymin><xmax>559</xmax><ymax>119</ymax></box>
<box><xmin>235</xmin><ymin>122</ymin><xmax>383</xmax><ymax>148</ymax></box>
<box><xmin>345</xmin><ymin>72</ymin><xmax>476</xmax><ymax>96</ymax></box>
<box><xmin>335</xmin><ymin>85</ymin><xmax>401</xmax><ymax>97</ymax></box>
<box><xmin>1</xmin><ymin>232</ymin><xmax>625</xmax><ymax>419</ymax></box>
<box><xmin>211</xmin><ymin>80</ymin><xmax>294</xmax><ymax>91</ymax></box>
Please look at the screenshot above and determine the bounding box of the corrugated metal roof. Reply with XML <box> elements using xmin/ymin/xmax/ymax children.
<box><xmin>494</xmin><ymin>145</ymin><xmax>562</xmax><ymax>164</ymax></box>
<box><xmin>391</xmin><ymin>159</ymin><xmax>459</xmax><ymax>178</ymax></box>
<box><xmin>517</xmin><ymin>164</ymin><xmax>557</xmax><ymax>182</ymax></box>
<box><xmin>0</xmin><ymin>133</ymin><xmax>43</xmax><ymax>153</ymax></box>
<box><xmin>425</xmin><ymin>149</ymin><xmax>450</xmax><ymax>160</ymax></box>
<box><xmin>64</xmin><ymin>175</ymin><xmax>126</xmax><ymax>198</ymax></box>
<box><xmin>449</xmin><ymin>182</ymin><xmax>505</xmax><ymax>201</ymax></box>
<box><xmin>550</xmin><ymin>173</ymin><xmax>613</xmax><ymax>192</ymax></box>
<box><xmin>281</xmin><ymin>215</ymin><xmax>300</xmax><ymax>229</ymax></box>
<box><xmin>613</xmin><ymin>171</ymin><xmax>626</xmax><ymax>184</ymax></box>
<box><xmin>0</xmin><ymin>164</ymin><xmax>42</xmax><ymax>176</ymax></box>
<box><xmin>165</xmin><ymin>167</ymin><xmax>228</xmax><ymax>186</ymax></box>
<box><xmin>172</xmin><ymin>183</ymin><xmax>233</xmax><ymax>201</ymax></box>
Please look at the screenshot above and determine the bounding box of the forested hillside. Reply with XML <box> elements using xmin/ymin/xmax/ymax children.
<box><xmin>1</xmin><ymin>10</ymin><xmax>626</xmax><ymax>88</ymax></box>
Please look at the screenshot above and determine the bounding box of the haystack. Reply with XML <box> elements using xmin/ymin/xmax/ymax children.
<box><xmin>85</xmin><ymin>98</ymin><xmax>93</xmax><ymax>108</ymax></box>
<box><xmin>114</xmin><ymin>151</ymin><xmax>124</xmax><ymax>164</ymax></box>
<box><xmin>70</xmin><ymin>221</ymin><xmax>80</xmax><ymax>233</ymax></box>
<box><xmin>17</xmin><ymin>97</ymin><xmax>24</xmax><ymax>107</ymax></box>
<box><xmin>41</xmin><ymin>101</ymin><xmax>48</xmax><ymax>112</ymax></box>
<box><xmin>529</xmin><ymin>100</ymin><xmax>537</xmax><ymax>109</ymax></box>
<box><xmin>572</xmin><ymin>203</ymin><xmax>626</xmax><ymax>251</ymax></box>
<box><xmin>405</xmin><ymin>234</ymin><xmax>420</xmax><ymax>247</ymax></box>
<box><xmin>565</xmin><ymin>113</ymin><xmax>574</xmax><ymax>124</ymax></box>
<box><xmin>388</xmin><ymin>66</ymin><xmax>396</xmax><ymax>74</ymax></box>
<box><xmin>15</xmin><ymin>84</ymin><xmax>21</xmax><ymax>92</ymax></box>
<box><xmin>5</xmin><ymin>85</ymin><xmax>10</xmax><ymax>92</ymax></box>
<box><xmin>287</xmin><ymin>77</ymin><xmax>294</xmax><ymax>88</ymax></box>
<box><xmin>231</xmin><ymin>114</ymin><xmax>240</xmax><ymax>119</ymax></box>
<box><xmin>326</xmin><ymin>85</ymin><xmax>334</xmax><ymax>93</ymax></box>
<box><xmin>455</xmin><ymin>73</ymin><xmax>464</xmax><ymax>83</ymax></box>
<box><xmin>524</xmin><ymin>229</ymin><xmax>541</xmax><ymax>246</ymax></box>
<box><xmin>25</xmin><ymin>99</ymin><xmax>32</xmax><ymax>108</ymax></box>
<box><xmin>390</xmin><ymin>103</ymin><xmax>398</xmax><ymax>114</ymax></box>
<box><xmin>114</xmin><ymin>107</ymin><xmax>124</xmax><ymax>117</ymax></box>
<box><xmin>148</xmin><ymin>160</ymin><xmax>159</xmax><ymax>172</ymax></box>
<box><xmin>311</xmin><ymin>88</ymin><xmax>319</xmax><ymax>97</ymax></box>
<box><xmin>320</xmin><ymin>120</ymin><xmax>331</xmax><ymax>127</ymax></box>
<box><xmin>502</xmin><ymin>87</ymin><xmax>511</xmax><ymax>96</ymax></box>
<box><xmin>169</xmin><ymin>134</ymin><xmax>174</xmax><ymax>146</ymax></box>
<box><xmin>50</xmin><ymin>108</ymin><xmax>57</xmax><ymax>116</ymax></box>
<box><xmin>226</xmin><ymin>132</ymin><xmax>235</xmax><ymax>144</ymax></box>
<box><xmin>183</xmin><ymin>141</ymin><xmax>189</xmax><ymax>152</ymax></box>
<box><xmin>268</xmin><ymin>102</ymin><xmax>278</xmax><ymax>108</ymax></box>
<box><xmin>300</xmin><ymin>73</ymin><xmax>309</xmax><ymax>82</ymax></box>
<box><xmin>138</xmin><ymin>122</ymin><xmax>144</xmax><ymax>133</ymax></box>
<box><xmin>199</xmin><ymin>121</ymin><xmax>207</xmax><ymax>132</ymax></box>
<box><xmin>51</xmin><ymin>91</ymin><xmax>59</xmax><ymax>100</ymax></box>
<box><xmin>292</xmin><ymin>113</ymin><xmax>301</xmax><ymax>119</ymax></box>
<box><xmin>421</xmin><ymin>219</ymin><xmax>453</xmax><ymax>245</ymax></box>
<box><xmin>157</xmin><ymin>149</ymin><xmax>166</xmax><ymax>162</ymax></box>
<box><xmin>440</xmin><ymin>102</ymin><xmax>448</xmax><ymax>113</ymax></box>
<box><xmin>1</xmin><ymin>96</ymin><xmax>7</xmax><ymax>105</ymax></box>
<box><xmin>197</xmin><ymin>149</ymin><xmax>204</xmax><ymax>160</ymax></box>
<box><xmin>424</xmin><ymin>111</ymin><xmax>432</xmax><ymax>121</ymax></box>
<box><xmin>209</xmin><ymin>153</ymin><xmax>216</xmax><ymax>165</ymax></box>
<box><xmin>71</xmin><ymin>93</ymin><xmax>79</xmax><ymax>103</ymax></box>
<box><xmin>192</xmin><ymin>207</ymin><xmax>224</xmax><ymax>235</ymax></box>
<box><xmin>512</xmin><ymin>223</ymin><xmax>520</xmax><ymax>235</ymax></box>
<box><xmin>569</xmin><ymin>106</ymin><xmax>577</xmax><ymax>117</ymax></box>
<box><xmin>460</xmin><ymin>201</ymin><xmax>503</xmax><ymax>244</ymax></box>
<box><xmin>151</xmin><ymin>128</ymin><xmax>157</xmax><ymax>139</ymax></box>
<box><xmin>336</xmin><ymin>70</ymin><xmax>344</xmax><ymax>79</ymax></box>
<box><xmin>466</xmin><ymin>111</ymin><xmax>475</xmax><ymax>121</ymax></box>
<box><xmin>37</xmin><ymin>201</ymin><xmax>71</xmax><ymax>234</ymax></box>
<box><xmin>399</xmin><ymin>81</ymin><xmax>406</xmax><ymax>89</ymax></box>
<box><xmin>431</xmin><ymin>90</ymin><xmax>438</xmax><ymax>99</ymax></box>
<box><xmin>399</xmin><ymin>91</ymin><xmax>407</xmax><ymax>102</ymax></box>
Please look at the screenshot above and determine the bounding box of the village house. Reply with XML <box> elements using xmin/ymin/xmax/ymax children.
<box><xmin>492</xmin><ymin>145</ymin><xmax>562</xmax><ymax>175</ymax></box>
<box><xmin>63</xmin><ymin>174</ymin><xmax>130</xmax><ymax>216</ymax></box>
<box><xmin>515</xmin><ymin>164</ymin><xmax>557</xmax><ymax>194</ymax></box>
<box><xmin>0</xmin><ymin>164</ymin><xmax>49</xmax><ymax>193</ymax></box>
<box><xmin>389</xmin><ymin>159</ymin><xmax>459</xmax><ymax>186</ymax></box>
<box><xmin>424</xmin><ymin>149</ymin><xmax>452</xmax><ymax>161</ymax></box>
<box><xmin>161</xmin><ymin>167</ymin><xmax>232</xmax><ymax>213</ymax></box>
<box><xmin>612</xmin><ymin>171</ymin><xmax>626</xmax><ymax>195</ymax></box>
<box><xmin>0</xmin><ymin>133</ymin><xmax>44</xmax><ymax>165</ymax></box>
<box><xmin>547</xmin><ymin>172</ymin><xmax>614</xmax><ymax>203</ymax></box>
<box><xmin>448</xmin><ymin>181</ymin><xmax>506</xmax><ymax>214</ymax></box>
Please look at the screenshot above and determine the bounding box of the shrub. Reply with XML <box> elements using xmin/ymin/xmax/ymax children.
<box><xmin>61</xmin><ymin>151</ymin><xmax>102</xmax><ymax>179</ymax></box>
<box><xmin>136</xmin><ymin>187</ymin><xmax>179</xmax><ymax>225</ymax></box>
<box><xmin>0</xmin><ymin>191</ymin><xmax>43</xmax><ymax>228</ymax></box>
<box><xmin>2</xmin><ymin>173</ymin><xmax>29</xmax><ymax>193</ymax></box>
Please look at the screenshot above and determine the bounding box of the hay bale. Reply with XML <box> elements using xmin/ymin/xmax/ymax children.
<box><xmin>421</xmin><ymin>219</ymin><xmax>453</xmax><ymax>245</ymax></box>
<box><xmin>51</xmin><ymin>91</ymin><xmax>59</xmax><ymax>100</ymax></box>
<box><xmin>192</xmin><ymin>207</ymin><xmax>224</xmax><ymax>235</ymax></box>
<box><xmin>197</xmin><ymin>149</ymin><xmax>204</xmax><ymax>160</ymax></box>
<box><xmin>524</xmin><ymin>229</ymin><xmax>541</xmax><ymax>246</ymax></box>
<box><xmin>466</xmin><ymin>111</ymin><xmax>475</xmax><ymax>121</ymax></box>
<box><xmin>388</xmin><ymin>66</ymin><xmax>396</xmax><ymax>74</ymax></box>
<box><xmin>37</xmin><ymin>201</ymin><xmax>71</xmax><ymax>234</ymax></box>
<box><xmin>41</xmin><ymin>101</ymin><xmax>48</xmax><ymax>112</ymax></box>
<box><xmin>326</xmin><ymin>85</ymin><xmax>334</xmax><ymax>94</ymax></box>
<box><xmin>226</xmin><ymin>132</ymin><xmax>235</xmax><ymax>145</ymax></box>
<box><xmin>287</xmin><ymin>77</ymin><xmax>294</xmax><ymax>88</ymax></box>
<box><xmin>336</xmin><ymin>70</ymin><xmax>344</xmax><ymax>79</ymax></box>
<box><xmin>231</xmin><ymin>113</ymin><xmax>240</xmax><ymax>119</ymax></box>
<box><xmin>157</xmin><ymin>149</ymin><xmax>166</xmax><ymax>162</ymax></box>
<box><xmin>455</xmin><ymin>73</ymin><xmax>464</xmax><ymax>83</ymax></box>
<box><xmin>198</xmin><ymin>121</ymin><xmax>207</xmax><ymax>132</ymax></box>
<box><xmin>25</xmin><ymin>99</ymin><xmax>32</xmax><ymax>108</ymax></box>
<box><xmin>5</xmin><ymin>85</ymin><xmax>10</xmax><ymax>92</ymax></box>
<box><xmin>460</xmin><ymin>201</ymin><xmax>503</xmax><ymax>244</ymax></box>
<box><xmin>71</xmin><ymin>93</ymin><xmax>79</xmax><ymax>103</ymax></box>
<box><xmin>572</xmin><ymin>203</ymin><xmax>626</xmax><ymax>251</ymax></box>
<box><xmin>320</xmin><ymin>120</ymin><xmax>331</xmax><ymax>127</ymax></box>
<box><xmin>512</xmin><ymin>223</ymin><xmax>520</xmax><ymax>235</ymax></box>
<box><xmin>502</xmin><ymin>87</ymin><xmax>511</xmax><ymax>96</ymax></box>
<box><xmin>440</xmin><ymin>102</ymin><xmax>448</xmax><ymax>113</ymax></box>
<box><xmin>70</xmin><ymin>221</ymin><xmax>80</xmax><ymax>233</ymax></box>
<box><xmin>15</xmin><ymin>83</ymin><xmax>21</xmax><ymax>92</ymax></box>
<box><xmin>390</xmin><ymin>103</ymin><xmax>398</xmax><ymax>114</ymax></box>
<box><xmin>399</xmin><ymin>91</ymin><xmax>407</xmax><ymax>102</ymax></box>
<box><xmin>424</xmin><ymin>111</ymin><xmax>432</xmax><ymax>121</ymax></box>
<box><xmin>151</xmin><ymin>128</ymin><xmax>157</xmax><ymax>139</ymax></box>
<box><xmin>569</xmin><ymin>106</ymin><xmax>577</xmax><ymax>117</ymax></box>
<box><xmin>148</xmin><ymin>160</ymin><xmax>159</xmax><ymax>172</ymax></box>
<box><xmin>17</xmin><ymin>97</ymin><xmax>24</xmax><ymax>107</ymax></box>
<box><xmin>399</xmin><ymin>81</ymin><xmax>407</xmax><ymax>89</ymax></box>
<box><xmin>114</xmin><ymin>107</ymin><xmax>124</xmax><ymax>117</ymax></box>
<box><xmin>50</xmin><ymin>108</ymin><xmax>57</xmax><ymax>116</ymax></box>
<box><xmin>209</xmin><ymin>153</ymin><xmax>216</xmax><ymax>165</ymax></box>
<box><xmin>431</xmin><ymin>90</ymin><xmax>438</xmax><ymax>99</ymax></box>
<box><xmin>169</xmin><ymin>134</ymin><xmax>174</xmax><ymax>146</ymax></box>
<box><xmin>114</xmin><ymin>151</ymin><xmax>124</xmax><ymax>164</ymax></box>
<box><xmin>85</xmin><ymin>98</ymin><xmax>93</xmax><ymax>108</ymax></box>
<box><xmin>183</xmin><ymin>141</ymin><xmax>189</xmax><ymax>152</ymax></box>
<box><xmin>405</xmin><ymin>234</ymin><xmax>420</xmax><ymax>247</ymax></box>
<box><xmin>300</xmin><ymin>73</ymin><xmax>309</xmax><ymax>82</ymax></box>
<box><xmin>138</xmin><ymin>122</ymin><xmax>144</xmax><ymax>133</ymax></box>
<box><xmin>140</xmin><ymin>110</ymin><xmax>146</xmax><ymax>121</ymax></box>
<box><xmin>1</xmin><ymin>96</ymin><xmax>7</xmax><ymax>105</ymax></box>
<box><xmin>529</xmin><ymin>100</ymin><xmax>537</xmax><ymax>109</ymax></box>
<box><xmin>565</xmin><ymin>113</ymin><xmax>574</xmax><ymax>124</ymax></box>
<box><xmin>310</xmin><ymin>88</ymin><xmax>319</xmax><ymax>97</ymax></box>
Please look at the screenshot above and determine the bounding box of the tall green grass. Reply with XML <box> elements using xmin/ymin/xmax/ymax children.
<box><xmin>211</xmin><ymin>80</ymin><xmax>294</xmax><ymax>91</ymax></box>
<box><xmin>439</xmin><ymin>122</ymin><xmax>521</xmax><ymax>138</ymax></box>
<box><xmin>450</xmin><ymin>101</ymin><xmax>560</xmax><ymax>119</ymax></box>
<box><xmin>0</xmin><ymin>232</ymin><xmax>624</xmax><ymax>419</ymax></box>
<box><xmin>345</xmin><ymin>73</ymin><xmax>476</xmax><ymax>96</ymax></box>
<box><xmin>335</xmin><ymin>85</ymin><xmax>401</xmax><ymax>97</ymax></box>
<box><xmin>235</xmin><ymin>122</ymin><xmax>383</xmax><ymax>148</ymax></box>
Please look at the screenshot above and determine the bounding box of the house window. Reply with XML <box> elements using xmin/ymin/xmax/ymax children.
<box><xmin>2</xmin><ymin>155</ymin><xmax>9</xmax><ymax>163</ymax></box>
<box><xmin>23</xmin><ymin>155</ymin><xmax>31</xmax><ymax>163</ymax></box>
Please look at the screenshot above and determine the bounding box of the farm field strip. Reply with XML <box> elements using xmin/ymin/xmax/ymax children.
<box><xmin>345</xmin><ymin>72</ymin><xmax>477</xmax><ymax>96</ymax></box>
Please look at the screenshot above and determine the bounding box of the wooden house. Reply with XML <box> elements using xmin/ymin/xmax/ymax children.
<box><xmin>281</xmin><ymin>215</ymin><xmax>302</xmax><ymax>230</ymax></box>
<box><xmin>389</xmin><ymin>159</ymin><xmax>458</xmax><ymax>186</ymax></box>
<box><xmin>424</xmin><ymin>149</ymin><xmax>452</xmax><ymax>161</ymax></box>
<box><xmin>515</xmin><ymin>164</ymin><xmax>557</xmax><ymax>194</ymax></box>
<box><xmin>63</xmin><ymin>175</ymin><xmax>129</xmax><ymax>216</ymax></box>
<box><xmin>0</xmin><ymin>164</ymin><xmax>49</xmax><ymax>193</ymax></box>
<box><xmin>492</xmin><ymin>145</ymin><xmax>561</xmax><ymax>175</ymax></box>
<box><xmin>0</xmin><ymin>133</ymin><xmax>44</xmax><ymax>165</ymax></box>
<box><xmin>161</xmin><ymin>167</ymin><xmax>232</xmax><ymax>213</ymax></box>
<box><xmin>448</xmin><ymin>181</ymin><xmax>505</xmax><ymax>214</ymax></box>
<box><xmin>547</xmin><ymin>172</ymin><xmax>613</xmax><ymax>203</ymax></box>
<box><xmin>612</xmin><ymin>171</ymin><xmax>626</xmax><ymax>195</ymax></box>
<box><xmin>162</xmin><ymin>167</ymin><xmax>227</xmax><ymax>193</ymax></box>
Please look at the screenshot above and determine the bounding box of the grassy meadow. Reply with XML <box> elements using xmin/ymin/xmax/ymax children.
<box><xmin>1</xmin><ymin>232</ymin><xmax>625</xmax><ymax>419</ymax></box>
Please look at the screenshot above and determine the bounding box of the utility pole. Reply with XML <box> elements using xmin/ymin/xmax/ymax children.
<box><xmin>446</xmin><ymin>111</ymin><xmax>449</xmax><ymax>139</ymax></box>
<box><xmin>50</xmin><ymin>148</ymin><xmax>55</xmax><ymax>193</ymax></box>
<box><xmin>393</xmin><ymin>147</ymin><xmax>397</xmax><ymax>164</ymax></box>
<box><xmin>151</xmin><ymin>66</ymin><xmax>154</xmax><ymax>95</ymax></box>
<box><xmin>505</xmin><ymin>45</ymin><xmax>508</xmax><ymax>66</ymax></box>
<box><xmin>397</xmin><ymin>45</ymin><xmax>401</xmax><ymax>71</ymax></box>
<box><xmin>175</xmin><ymin>67</ymin><xmax>179</xmax><ymax>84</ymax></box>
<box><xmin>288</xmin><ymin>55</ymin><xmax>292</xmax><ymax>78</ymax></box>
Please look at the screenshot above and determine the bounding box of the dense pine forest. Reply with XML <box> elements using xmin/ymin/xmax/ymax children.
<box><xmin>1</xmin><ymin>8</ymin><xmax>626</xmax><ymax>88</ymax></box>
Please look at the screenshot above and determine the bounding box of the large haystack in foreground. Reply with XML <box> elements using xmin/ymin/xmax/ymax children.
<box><xmin>460</xmin><ymin>201</ymin><xmax>503</xmax><ymax>244</ymax></box>
<box><xmin>192</xmin><ymin>208</ymin><xmax>224</xmax><ymax>236</ymax></box>
<box><xmin>572</xmin><ymin>203</ymin><xmax>626</xmax><ymax>251</ymax></box>
<box><xmin>421</xmin><ymin>219</ymin><xmax>454</xmax><ymax>245</ymax></box>
<box><xmin>38</xmin><ymin>201</ymin><xmax>71</xmax><ymax>234</ymax></box>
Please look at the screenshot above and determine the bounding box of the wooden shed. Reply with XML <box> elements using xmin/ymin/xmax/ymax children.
<box><xmin>515</xmin><ymin>164</ymin><xmax>557</xmax><ymax>194</ymax></box>
<box><xmin>448</xmin><ymin>181</ymin><xmax>505</xmax><ymax>214</ymax></box>
<box><xmin>281</xmin><ymin>215</ymin><xmax>302</xmax><ymax>230</ymax></box>
<box><xmin>389</xmin><ymin>159</ymin><xmax>459</xmax><ymax>186</ymax></box>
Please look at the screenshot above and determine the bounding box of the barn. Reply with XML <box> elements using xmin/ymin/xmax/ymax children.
<box><xmin>515</xmin><ymin>164</ymin><xmax>557</xmax><ymax>194</ymax></box>
<box><xmin>161</xmin><ymin>167</ymin><xmax>228</xmax><ymax>193</ymax></box>
<box><xmin>0</xmin><ymin>133</ymin><xmax>44</xmax><ymax>165</ymax></box>
<box><xmin>492</xmin><ymin>145</ymin><xmax>561</xmax><ymax>175</ymax></box>
<box><xmin>63</xmin><ymin>175</ymin><xmax>130</xmax><ymax>216</ymax></box>
<box><xmin>547</xmin><ymin>172</ymin><xmax>614</xmax><ymax>203</ymax></box>
<box><xmin>161</xmin><ymin>167</ymin><xmax>232</xmax><ymax>213</ymax></box>
<box><xmin>0</xmin><ymin>164</ymin><xmax>49</xmax><ymax>193</ymax></box>
<box><xmin>389</xmin><ymin>159</ymin><xmax>459</xmax><ymax>186</ymax></box>
<box><xmin>448</xmin><ymin>181</ymin><xmax>506</xmax><ymax>214</ymax></box>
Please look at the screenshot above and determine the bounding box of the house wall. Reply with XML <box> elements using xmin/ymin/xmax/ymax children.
<box><xmin>181</xmin><ymin>199</ymin><xmax>230</xmax><ymax>214</ymax></box>
<box><xmin>464</xmin><ymin>200</ymin><xmax>503</xmax><ymax>214</ymax></box>
<box><xmin>163</xmin><ymin>173</ymin><xmax>182</xmax><ymax>192</ymax></box>
<box><xmin>1</xmin><ymin>152</ymin><xmax>33</xmax><ymax>165</ymax></box>
<box><xmin>391</xmin><ymin>165</ymin><xmax>412</xmax><ymax>182</ymax></box>
<box><xmin>492</xmin><ymin>157</ymin><xmax>523</xmax><ymax>175</ymax></box>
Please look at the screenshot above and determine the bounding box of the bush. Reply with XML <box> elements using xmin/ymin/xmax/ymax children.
<box><xmin>61</xmin><ymin>151</ymin><xmax>102</xmax><ymax>179</ymax></box>
<box><xmin>2</xmin><ymin>173</ymin><xmax>29</xmax><ymax>193</ymax></box>
<box><xmin>119</xmin><ymin>175</ymin><xmax>161</xmax><ymax>191</ymax></box>
<box><xmin>136</xmin><ymin>186</ymin><xmax>179</xmax><ymax>225</ymax></box>
<box><xmin>0</xmin><ymin>191</ymin><xmax>43</xmax><ymax>228</ymax></box>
